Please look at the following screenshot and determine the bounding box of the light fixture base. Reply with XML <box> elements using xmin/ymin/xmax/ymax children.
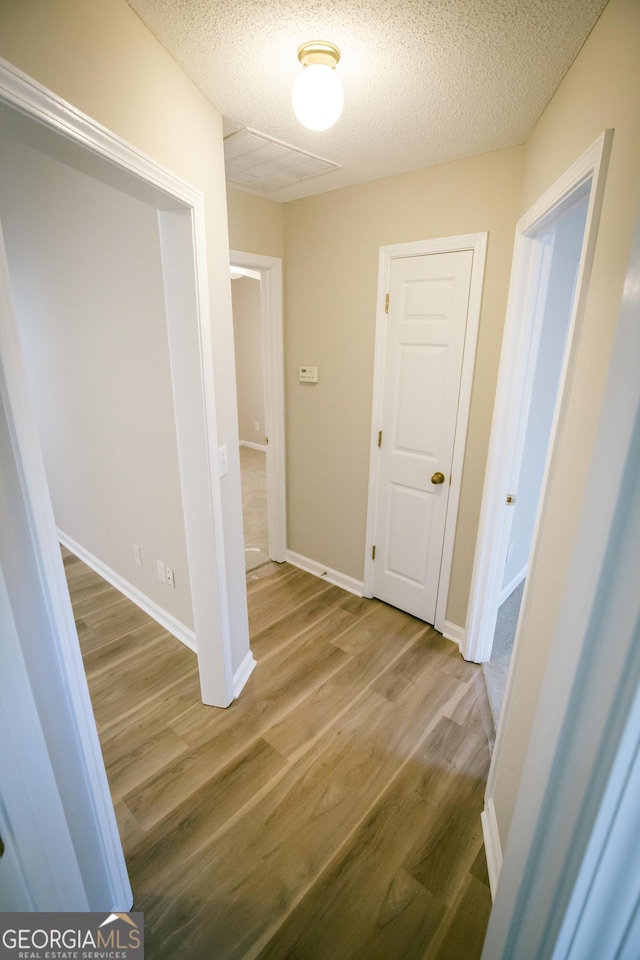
<box><xmin>297</xmin><ymin>41</ymin><xmax>341</xmax><ymax>69</ymax></box>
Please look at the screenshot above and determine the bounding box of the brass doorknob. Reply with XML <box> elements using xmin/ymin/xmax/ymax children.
<box><xmin>431</xmin><ymin>471</ymin><xmax>445</xmax><ymax>485</ymax></box>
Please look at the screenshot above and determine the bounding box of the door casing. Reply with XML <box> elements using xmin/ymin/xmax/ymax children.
<box><xmin>230</xmin><ymin>250</ymin><xmax>286</xmax><ymax>562</ymax></box>
<box><xmin>364</xmin><ymin>233</ymin><xmax>487</xmax><ymax>638</ymax></box>
<box><xmin>464</xmin><ymin>130</ymin><xmax>613</xmax><ymax>666</ymax></box>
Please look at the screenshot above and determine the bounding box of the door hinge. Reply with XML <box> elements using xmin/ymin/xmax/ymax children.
<box><xmin>384</xmin><ymin>293</ymin><xmax>390</xmax><ymax>313</ymax></box>
<box><xmin>372</xmin><ymin>545</ymin><xmax>376</xmax><ymax>560</ymax></box>
<box><xmin>0</xmin><ymin>831</ymin><xmax>4</xmax><ymax>859</ymax></box>
<box><xmin>506</xmin><ymin>493</ymin><xmax>517</xmax><ymax>505</ymax></box>
<box><xmin>264</xmin><ymin>436</ymin><xmax>269</xmax><ymax>446</ymax></box>
<box><xmin>378</xmin><ymin>430</ymin><xmax>382</xmax><ymax>447</ymax></box>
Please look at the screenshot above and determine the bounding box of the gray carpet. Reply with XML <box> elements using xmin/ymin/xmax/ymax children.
<box><xmin>482</xmin><ymin>579</ymin><xmax>525</xmax><ymax>730</ymax></box>
<box><xmin>240</xmin><ymin>446</ymin><xmax>270</xmax><ymax>572</ymax></box>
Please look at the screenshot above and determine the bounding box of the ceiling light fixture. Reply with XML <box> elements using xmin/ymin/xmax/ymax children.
<box><xmin>292</xmin><ymin>41</ymin><xmax>343</xmax><ymax>132</ymax></box>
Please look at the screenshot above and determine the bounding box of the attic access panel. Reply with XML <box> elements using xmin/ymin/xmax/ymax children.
<box><xmin>224</xmin><ymin>128</ymin><xmax>341</xmax><ymax>193</ymax></box>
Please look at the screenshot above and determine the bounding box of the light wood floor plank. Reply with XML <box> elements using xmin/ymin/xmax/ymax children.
<box><xmin>98</xmin><ymin>672</ymin><xmax>202</xmax><ymax>761</ymax></box>
<box><xmin>124</xmin><ymin>737</ymin><xmax>289</xmax><ymax>891</ymax></box>
<box><xmin>65</xmin><ymin>550</ymin><xmax>493</xmax><ymax>959</ymax></box>
<box><xmin>260</xmin><ymin>615</ymin><xmax>439</xmax><ymax>761</ymax></box>
<box><xmin>249</xmin><ymin>584</ymin><xmax>364</xmax><ymax>661</ymax></box>
<box><xmin>81</xmin><ymin>622</ymin><xmax>171</xmax><ymax>679</ymax></box>
<box><xmin>247</xmin><ymin>566</ymin><xmax>331</xmax><ymax>634</ymax></box>
<box><xmin>88</xmin><ymin>639</ymin><xmax>196</xmax><ymax>730</ymax></box>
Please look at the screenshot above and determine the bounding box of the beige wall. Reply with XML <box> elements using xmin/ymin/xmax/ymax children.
<box><xmin>282</xmin><ymin>147</ymin><xmax>523</xmax><ymax>622</ymax></box>
<box><xmin>227</xmin><ymin>187</ymin><xmax>285</xmax><ymax>260</ymax></box>
<box><xmin>0</xmin><ymin>0</ymin><xmax>249</xmax><ymax>672</ymax></box>
<box><xmin>490</xmin><ymin>0</ymin><xmax>640</xmax><ymax>847</ymax></box>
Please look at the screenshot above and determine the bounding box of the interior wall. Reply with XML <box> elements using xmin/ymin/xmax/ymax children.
<box><xmin>502</xmin><ymin>197</ymin><xmax>588</xmax><ymax>592</ymax></box>
<box><xmin>0</xmin><ymin>0</ymin><xmax>249</xmax><ymax>674</ymax></box>
<box><xmin>489</xmin><ymin>0</ymin><xmax>640</xmax><ymax>849</ymax></box>
<box><xmin>283</xmin><ymin>146</ymin><xmax>524</xmax><ymax>623</ymax></box>
<box><xmin>0</xmin><ymin>135</ymin><xmax>194</xmax><ymax>628</ymax></box>
<box><xmin>226</xmin><ymin>187</ymin><xmax>285</xmax><ymax>260</ymax></box>
<box><xmin>232</xmin><ymin>276</ymin><xmax>265</xmax><ymax>445</ymax></box>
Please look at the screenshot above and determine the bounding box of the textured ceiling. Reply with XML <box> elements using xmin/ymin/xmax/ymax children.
<box><xmin>126</xmin><ymin>0</ymin><xmax>609</xmax><ymax>202</ymax></box>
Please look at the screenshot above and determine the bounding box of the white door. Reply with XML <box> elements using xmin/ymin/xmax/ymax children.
<box><xmin>372</xmin><ymin>250</ymin><xmax>474</xmax><ymax>623</ymax></box>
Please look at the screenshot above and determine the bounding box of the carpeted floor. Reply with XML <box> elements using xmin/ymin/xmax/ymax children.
<box><xmin>240</xmin><ymin>445</ymin><xmax>270</xmax><ymax>572</ymax></box>
<box><xmin>482</xmin><ymin>579</ymin><xmax>525</xmax><ymax>730</ymax></box>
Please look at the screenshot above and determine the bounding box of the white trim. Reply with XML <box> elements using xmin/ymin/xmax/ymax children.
<box><xmin>230</xmin><ymin>250</ymin><xmax>286</xmax><ymax>563</ymax></box>
<box><xmin>240</xmin><ymin>440</ymin><xmax>268</xmax><ymax>452</ymax></box>
<box><xmin>232</xmin><ymin>650</ymin><xmax>258</xmax><ymax>699</ymax></box>
<box><xmin>58</xmin><ymin>531</ymin><xmax>197</xmax><ymax>654</ymax></box>
<box><xmin>156</xmin><ymin>207</ymin><xmax>235</xmax><ymax>705</ymax></box>
<box><xmin>499</xmin><ymin>566</ymin><xmax>527</xmax><ymax>607</ymax></box>
<box><xmin>364</xmin><ymin>233</ymin><xmax>487</xmax><ymax>633</ymax></box>
<box><xmin>481</xmin><ymin>798</ymin><xmax>503</xmax><ymax>901</ymax></box>
<box><xmin>464</xmin><ymin>131</ymin><xmax>612</xmax><ymax>663</ymax></box>
<box><xmin>0</xmin><ymin>61</ymin><xmax>203</xmax><ymax>208</ymax></box>
<box><xmin>442</xmin><ymin>620</ymin><xmax>465</xmax><ymax>648</ymax></box>
<box><xmin>231</xmin><ymin>265</ymin><xmax>261</xmax><ymax>281</ymax></box>
<box><xmin>286</xmin><ymin>550</ymin><xmax>364</xmax><ymax>597</ymax></box>
<box><xmin>0</xmin><ymin>566</ymin><xmax>88</xmax><ymax>909</ymax></box>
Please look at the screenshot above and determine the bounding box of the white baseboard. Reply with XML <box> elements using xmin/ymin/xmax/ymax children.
<box><xmin>499</xmin><ymin>566</ymin><xmax>527</xmax><ymax>606</ymax></box>
<box><xmin>442</xmin><ymin>620</ymin><xmax>465</xmax><ymax>648</ymax></box>
<box><xmin>239</xmin><ymin>441</ymin><xmax>267</xmax><ymax>452</ymax></box>
<box><xmin>481</xmin><ymin>798</ymin><xmax>503</xmax><ymax>900</ymax></box>
<box><xmin>233</xmin><ymin>650</ymin><xmax>257</xmax><ymax>699</ymax></box>
<box><xmin>58</xmin><ymin>530</ymin><xmax>197</xmax><ymax>653</ymax></box>
<box><xmin>285</xmin><ymin>550</ymin><xmax>364</xmax><ymax>597</ymax></box>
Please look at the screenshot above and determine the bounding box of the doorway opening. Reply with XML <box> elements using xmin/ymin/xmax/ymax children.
<box><xmin>0</xmin><ymin>89</ymin><xmax>236</xmax><ymax>705</ymax></box>
<box><xmin>464</xmin><ymin>131</ymin><xmax>612</xmax><ymax>719</ymax></box>
<box><xmin>229</xmin><ymin>250</ymin><xmax>286</xmax><ymax>568</ymax></box>
<box><xmin>482</xmin><ymin>191</ymin><xmax>589</xmax><ymax>725</ymax></box>
<box><xmin>231</xmin><ymin>266</ymin><xmax>269</xmax><ymax>571</ymax></box>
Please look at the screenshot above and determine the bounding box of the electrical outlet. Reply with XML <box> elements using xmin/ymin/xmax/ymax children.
<box><xmin>156</xmin><ymin>560</ymin><xmax>166</xmax><ymax>583</ymax></box>
<box><xmin>133</xmin><ymin>544</ymin><xmax>142</xmax><ymax>566</ymax></box>
<box><xmin>166</xmin><ymin>567</ymin><xmax>175</xmax><ymax>589</ymax></box>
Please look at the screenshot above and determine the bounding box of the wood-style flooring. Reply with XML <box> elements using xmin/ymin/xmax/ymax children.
<box><xmin>64</xmin><ymin>549</ymin><xmax>494</xmax><ymax>959</ymax></box>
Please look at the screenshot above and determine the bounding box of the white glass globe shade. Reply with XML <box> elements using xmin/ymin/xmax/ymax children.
<box><xmin>292</xmin><ymin>63</ymin><xmax>344</xmax><ymax>131</ymax></box>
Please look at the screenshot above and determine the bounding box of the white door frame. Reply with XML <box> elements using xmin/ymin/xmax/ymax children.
<box><xmin>230</xmin><ymin>250</ymin><xmax>286</xmax><ymax>562</ymax></box>
<box><xmin>0</xmin><ymin>58</ymin><xmax>236</xmax><ymax>903</ymax></box>
<box><xmin>364</xmin><ymin>232</ymin><xmax>487</xmax><ymax>636</ymax></box>
<box><xmin>481</xmin><ymin>199</ymin><xmax>640</xmax><ymax>960</ymax></box>
<box><xmin>0</xmin><ymin>564</ymin><xmax>89</xmax><ymax>909</ymax></box>
<box><xmin>463</xmin><ymin>131</ymin><xmax>612</xmax><ymax>663</ymax></box>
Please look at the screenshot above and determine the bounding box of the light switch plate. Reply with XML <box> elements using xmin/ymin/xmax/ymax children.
<box><xmin>299</xmin><ymin>365</ymin><xmax>318</xmax><ymax>383</ymax></box>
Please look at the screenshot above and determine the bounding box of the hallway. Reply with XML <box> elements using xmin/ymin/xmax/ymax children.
<box><xmin>67</xmin><ymin>549</ymin><xmax>494</xmax><ymax>959</ymax></box>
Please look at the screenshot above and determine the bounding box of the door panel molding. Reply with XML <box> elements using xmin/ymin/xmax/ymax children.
<box><xmin>364</xmin><ymin>232</ymin><xmax>487</xmax><ymax>633</ymax></box>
